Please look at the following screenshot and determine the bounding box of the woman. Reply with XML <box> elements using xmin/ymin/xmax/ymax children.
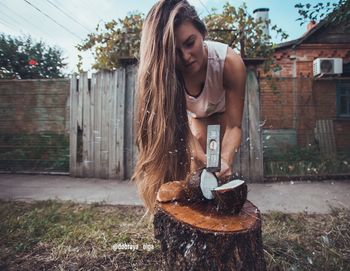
<box><xmin>132</xmin><ymin>0</ymin><xmax>246</xmax><ymax>215</ymax></box>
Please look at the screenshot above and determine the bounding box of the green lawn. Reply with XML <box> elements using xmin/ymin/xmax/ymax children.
<box><xmin>0</xmin><ymin>200</ymin><xmax>349</xmax><ymax>271</ymax></box>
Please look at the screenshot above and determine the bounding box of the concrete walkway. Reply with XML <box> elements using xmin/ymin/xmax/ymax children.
<box><xmin>0</xmin><ymin>174</ymin><xmax>349</xmax><ymax>214</ymax></box>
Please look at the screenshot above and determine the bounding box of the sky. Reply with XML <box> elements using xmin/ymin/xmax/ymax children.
<box><xmin>0</xmin><ymin>0</ymin><xmax>340</xmax><ymax>74</ymax></box>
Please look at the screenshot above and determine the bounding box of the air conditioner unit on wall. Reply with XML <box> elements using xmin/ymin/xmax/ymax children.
<box><xmin>313</xmin><ymin>58</ymin><xmax>343</xmax><ymax>77</ymax></box>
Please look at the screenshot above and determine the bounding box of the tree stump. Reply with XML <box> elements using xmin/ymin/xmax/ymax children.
<box><xmin>154</xmin><ymin>200</ymin><xmax>266</xmax><ymax>271</ymax></box>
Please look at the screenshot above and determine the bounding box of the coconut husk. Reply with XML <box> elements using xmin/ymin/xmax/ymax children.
<box><xmin>212</xmin><ymin>179</ymin><xmax>247</xmax><ymax>214</ymax></box>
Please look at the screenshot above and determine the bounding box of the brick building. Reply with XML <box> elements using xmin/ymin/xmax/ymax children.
<box><xmin>259</xmin><ymin>19</ymin><xmax>350</xmax><ymax>156</ymax></box>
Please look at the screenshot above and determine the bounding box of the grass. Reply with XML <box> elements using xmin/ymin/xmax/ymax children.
<box><xmin>0</xmin><ymin>200</ymin><xmax>349</xmax><ymax>271</ymax></box>
<box><xmin>264</xmin><ymin>146</ymin><xmax>350</xmax><ymax>176</ymax></box>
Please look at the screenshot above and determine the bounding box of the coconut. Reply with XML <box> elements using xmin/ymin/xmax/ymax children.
<box><xmin>185</xmin><ymin>168</ymin><xmax>218</xmax><ymax>201</ymax></box>
<box><xmin>212</xmin><ymin>179</ymin><xmax>247</xmax><ymax>214</ymax></box>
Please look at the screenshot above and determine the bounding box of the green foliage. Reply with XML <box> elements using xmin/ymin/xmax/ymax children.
<box><xmin>77</xmin><ymin>2</ymin><xmax>289</xmax><ymax>72</ymax></box>
<box><xmin>295</xmin><ymin>0</ymin><xmax>350</xmax><ymax>28</ymax></box>
<box><xmin>204</xmin><ymin>3</ymin><xmax>288</xmax><ymax>58</ymax></box>
<box><xmin>204</xmin><ymin>2</ymin><xmax>288</xmax><ymax>72</ymax></box>
<box><xmin>76</xmin><ymin>12</ymin><xmax>143</xmax><ymax>71</ymax></box>
<box><xmin>264</xmin><ymin>146</ymin><xmax>350</xmax><ymax>176</ymax></box>
<box><xmin>0</xmin><ymin>34</ymin><xmax>67</xmax><ymax>79</ymax></box>
<box><xmin>0</xmin><ymin>133</ymin><xmax>69</xmax><ymax>172</ymax></box>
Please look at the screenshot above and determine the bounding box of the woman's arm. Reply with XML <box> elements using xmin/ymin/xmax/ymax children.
<box><xmin>217</xmin><ymin>48</ymin><xmax>246</xmax><ymax>178</ymax></box>
<box><xmin>188</xmin><ymin>131</ymin><xmax>206</xmax><ymax>170</ymax></box>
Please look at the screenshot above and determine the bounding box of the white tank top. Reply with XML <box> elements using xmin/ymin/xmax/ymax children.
<box><xmin>185</xmin><ymin>40</ymin><xmax>228</xmax><ymax>118</ymax></box>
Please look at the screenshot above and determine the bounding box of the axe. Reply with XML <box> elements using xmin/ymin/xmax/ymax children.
<box><xmin>199</xmin><ymin>124</ymin><xmax>221</xmax><ymax>200</ymax></box>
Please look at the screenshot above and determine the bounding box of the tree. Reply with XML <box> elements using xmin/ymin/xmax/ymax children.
<box><xmin>295</xmin><ymin>0</ymin><xmax>350</xmax><ymax>28</ymax></box>
<box><xmin>204</xmin><ymin>2</ymin><xmax>288</xmax><ymax>71</ymax></box>
<box><xmin>0</xmin><ymin>34</ymin><xmax>67</xmax><ymax>79</ymax></box>
<box><xmin>76</xmin><ymin>12</ymin><xmax>143</xmax><ymax>71</ymax></box>
<box><xmin>77</xmin><ymin>2</ymin><xmax>288</xmax><ymax>72</ymax></box>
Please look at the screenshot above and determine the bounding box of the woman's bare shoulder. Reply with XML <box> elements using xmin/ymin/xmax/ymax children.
<box><xmin>223</xmin><ymin>47</ymin><xmax>246</xmax><ymax>90</ymax></box>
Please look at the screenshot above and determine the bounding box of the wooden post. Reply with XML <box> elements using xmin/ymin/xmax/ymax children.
<box><xmin>69</xmin><ymin>75</ymin><xmax>78</xmax><ymax>176</ymax></box>
<box><xmin>81</xmin><ymin>72</ymin><xmax>93</xmax><ymax>177</ymax></box>
<box><xmin>125</xmin><ymin>65</ymin><xmax>137</xmax><ymax>179</ymax></box>
<box><xmin>108</xmin><ymin>71</ymin><xmax>117</xmax><ymax>179</ymax></box>
<box><xmin>154</xmin><ymin>200</ymin><xmax>266</xmax><ymax>271</ymax></box>
<box><xmin>90</xmin><ymin>73</ymin><xmax>96</xmax><ymax>176</ymax></box>
<box><xmin>247</xmin><ymin>68</ymin><xmax>264</xmax><ymax>182</ymax></box>
<box><xmin>115</xmin><ymin>68</ymin><xmax>126</xmax><ymax>179</ymax></box>
<box><xmin>233</xmin><ymin>59</ymin><xmax>265</xmax><ymax>183</ymax></box>
<box><xmin>93</xmin><ymin>72</ymin><xmax>102</xmax><ymax>178</ymax></box>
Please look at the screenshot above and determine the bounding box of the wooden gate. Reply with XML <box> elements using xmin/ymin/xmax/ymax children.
<box><xmin>69</xmin><ymin>64</ymin><xmax>263</xmax><ymax>182</ymax></box>
<box><xmin>70</xmin><ymin>66</ymin><xmax>137</xmax><ymax>179</ymax></box>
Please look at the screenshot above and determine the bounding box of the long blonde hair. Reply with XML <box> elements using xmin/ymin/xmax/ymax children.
<box><xmin>132</xmin><ymin>0</ymin><xmax>207</xmax><ymax>214</ymax></box>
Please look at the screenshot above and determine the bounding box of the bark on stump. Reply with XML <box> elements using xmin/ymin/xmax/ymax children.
<box><xmin>154</xmin><ymin>200</ymin><xmax>266</xmax><ymax>271</ymax></box>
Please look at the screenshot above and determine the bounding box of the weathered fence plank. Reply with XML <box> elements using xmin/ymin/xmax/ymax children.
<box><xmin>100</xmin><ymin>72</ymin><xmax>109</xmax><ymax>178</ymax></box>
<box><xmin>125</xmin><ymin>65</ymin><xmax>137</xmax><ymax>179</ymax></box>
<box><xmin>116</xmin><ymin>69</ymin><xmax>126</xmax><ymax>179</ymax></box>
<box><xmin>240</xmin><ymin>82</ymin><xmax>250</xmax><ymax>180</ymax></box>
<box><xmin>108</xmin><ymin>71</ymin><xmax>117</xmax><ymax>178</ymax></box>
<box><xmin>90</xmin><ymin>73</ymin><xmax>96</xmax><ymax>176</ymax></box>
<box><xmin>247</xmin><ymin>69</ymin><xmax>264</xmax><ymax>182</ymax></box>
<box><xmin>82</xmin><ymin>72</ymin><xmax>93</xmax><ymax>177</ymax></box>
<box><xmin>93</xmin><ymin>72</ymin><xmax>102</xmax><ymax>177</ymax></box>
<box><xmin>77</xmin><ymin>77</ymin><xmax>83</xmax><ymax>134</ymax></box>
<box><xmin>69</xmin><ymin>75</ymin><xmax>78</xmax><ymax>176</ymax></box>
<box><xmin>233</xmin><ymin>69</ymin><xmax>263</xmax><ymax>182</ymax></box>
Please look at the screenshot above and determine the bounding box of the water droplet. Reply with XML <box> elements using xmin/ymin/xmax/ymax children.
<box><xmin>307</xmin><ymin>256</ymin><xmax>313</xmax><ymax>265</ymax></box>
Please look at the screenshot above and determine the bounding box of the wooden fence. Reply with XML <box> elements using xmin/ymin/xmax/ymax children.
<box><xmin>234</xmin><ymin>69</ymin><xmax>264</xmax><ymax>182</ymax></box>
<box><xmin>70</xmin><ymin>66</ymin><xmax>136</xmax><ymax>179</ymax></box>
<box><xmin>69</xmin><ymin>65</ymin><xmax>264</xmax><ymax>182</ymax></box>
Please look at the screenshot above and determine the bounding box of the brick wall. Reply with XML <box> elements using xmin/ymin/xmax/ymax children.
<box><xmin>271</xmin><ymin>45</ymin><xmax>350</xmax><ymax>77</ymax></box>
<box><xmin>0</xmin><ymin>79</ymin><xmax>70</xmax><ymax>172</ymax></box>
<box><xmin>0</xmin><ymin>79</ymin><xmax>70</xmax><ymax>133</ymax></box>
<box><xmin>258</xmin><ymin>41</ymin><xmax>350</xmax><ymax>153</ymax></box>
<box><xmin>260</xmin><ymin>77</ymin><xmax>350</xmax><ymax>151</ymax></box>
<box><xmin>260</xmin><ymin>77</ymin><xmax>315</xmax><ymax>146</ymax></box>
<box><xmin>334</xmin><ymin>120</ymin><xmax>350</xmax><ymax>150</ymax></box>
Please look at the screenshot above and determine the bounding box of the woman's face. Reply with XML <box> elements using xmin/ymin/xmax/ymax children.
<box><xmin>174</xmin><ymin>20</ymin><xmax>206</xmax><ymax>75</ymax></box>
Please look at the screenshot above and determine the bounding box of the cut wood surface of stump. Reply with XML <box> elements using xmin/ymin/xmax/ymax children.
<box><xmin>154</xmin><ymin>200</ymin><xmax>266</xmax><ymax>271</ymax></box>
